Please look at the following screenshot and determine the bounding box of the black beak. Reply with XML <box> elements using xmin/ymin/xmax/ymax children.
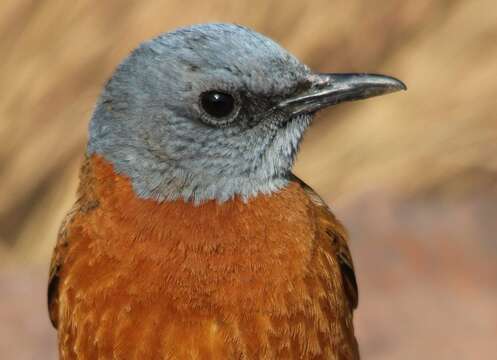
<box><xmin>278</xmin><ymin>73</ymin><xmax>406</xmax><ymax>115</ymax></box>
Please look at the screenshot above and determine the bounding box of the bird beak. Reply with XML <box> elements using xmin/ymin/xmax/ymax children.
<box><xmin>277</xmin><ymin>73</ymin><xmax>407</xmax><ymax>115</ymax></box>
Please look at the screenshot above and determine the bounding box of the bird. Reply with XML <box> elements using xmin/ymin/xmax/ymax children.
<box><xmin>48</xmin><ymin>23</ymin><xmax>405</xmax><ymax>359</ymax></box>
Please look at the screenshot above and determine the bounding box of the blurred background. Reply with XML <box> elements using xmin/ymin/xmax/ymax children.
<box><xmin>1</xmin><ymin>1</ymin><xmax>496</xmax><ymax>358</ymax></box>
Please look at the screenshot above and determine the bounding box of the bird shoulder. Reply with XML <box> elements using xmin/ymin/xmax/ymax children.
<box><xmin>290</xmin><ymin>174</ymin><xmax>358</xmax><ymax>309</ymax></box>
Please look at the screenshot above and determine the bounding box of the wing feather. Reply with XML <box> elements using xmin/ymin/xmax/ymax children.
<box><xmin>291</xmin><ymin>174</ymin><xmax>359</xmax><ymax>309</ymax></box>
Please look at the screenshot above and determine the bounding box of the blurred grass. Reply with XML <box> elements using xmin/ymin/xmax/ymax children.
<box><xmin>0</xmin><ymin>1</ymin><xmax>496</xmax><ymax>359</ymax></box>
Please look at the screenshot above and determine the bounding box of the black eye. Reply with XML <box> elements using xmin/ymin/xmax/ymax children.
<box><xmin>200</xmin><ymin>91</ymin><xmax>235</xmax><ymax>118</ymax></box>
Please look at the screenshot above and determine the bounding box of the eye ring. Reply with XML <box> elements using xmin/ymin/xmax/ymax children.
<box><xmin>199</xmin><ymin>90</ymin><xmax>240</xmax><ymax>127</ymax></box>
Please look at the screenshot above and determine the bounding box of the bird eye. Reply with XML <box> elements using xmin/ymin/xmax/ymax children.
<box><xmin>200</xmin><ymin>91</ymin><xmax>235</xmax><ymax>118</ymax></box>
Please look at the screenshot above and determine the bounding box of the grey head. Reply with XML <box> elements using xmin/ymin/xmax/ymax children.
<box><xmin>88</xmin><ymin>23</ymin><xmax>405</xmax><ymax>203</ymax></box>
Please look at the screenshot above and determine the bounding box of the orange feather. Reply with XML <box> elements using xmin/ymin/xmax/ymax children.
<box><xmin>49</xmin><ymin>155</ymin><xmax>359</xmax><ymax>359</ymax></box>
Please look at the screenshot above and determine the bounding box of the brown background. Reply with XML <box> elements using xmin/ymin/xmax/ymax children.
<box><xmin>1</xmin><ymin>1</ymin><xmax>496</xmax><ymax>359</ymax></box>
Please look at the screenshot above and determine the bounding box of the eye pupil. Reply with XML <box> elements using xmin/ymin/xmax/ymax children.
<box><xmin>201</xmin><ymin>91</ymin><xmax>235</xmax><ymax>118</ymax></box>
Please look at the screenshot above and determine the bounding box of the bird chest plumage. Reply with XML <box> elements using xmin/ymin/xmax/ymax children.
<box><xmin>51</xmin><ymin>155</ymin><xmax>358</xmax><ymax>359</ymax></box>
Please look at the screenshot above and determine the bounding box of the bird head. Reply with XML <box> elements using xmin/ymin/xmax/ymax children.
<box><xmin>89</xmin><ymin>23</ymin><xmax>405</xmax><ymax>203</ymax></box>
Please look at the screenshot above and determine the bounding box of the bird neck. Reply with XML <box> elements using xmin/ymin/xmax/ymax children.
<box><xmin>77</xmin><ymin>154</ymin><xmax>302</xmax><ymax>227</ymax></box>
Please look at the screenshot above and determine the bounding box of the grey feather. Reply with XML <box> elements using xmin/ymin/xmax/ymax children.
<box><xmin>88</xmin><ymin>23</ymin><xmax>313</xmax><ymax>203</ymax></box>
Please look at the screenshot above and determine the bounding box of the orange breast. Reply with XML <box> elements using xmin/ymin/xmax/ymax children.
<box><xmin>56</xmin><ymin>155</ymin><xmax>357</xmax><ymax>359</ymax></box>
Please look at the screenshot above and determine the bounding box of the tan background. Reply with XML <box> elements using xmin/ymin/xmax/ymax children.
<box><xmin>1</xmin><ymin>1</ymin><xmax>496</xmax><ymax>359</ymax></box>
